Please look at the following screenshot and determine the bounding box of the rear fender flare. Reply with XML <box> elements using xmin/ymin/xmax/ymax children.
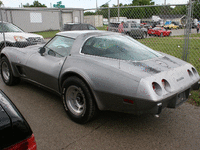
<box><xmin>59</xmin><ymin>70</ymin><xmax>103</xmax><ymax>110</ymax></box>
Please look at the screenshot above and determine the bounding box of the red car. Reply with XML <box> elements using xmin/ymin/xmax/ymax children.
<box><xmin>148</xmin><ymin>27</ymin><xmax>171</xmax><ymax>37</ymax></box>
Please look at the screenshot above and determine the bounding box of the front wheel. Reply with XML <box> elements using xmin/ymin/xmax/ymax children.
<box><xmin>0</xmin><ymin>57</ymin><xmax>20</xmax><ymax>86</ymax></box>
<box><xmin>62</xmin><ymin>76</ymin><xmax>97</xmax><ymax>124</ymax></box>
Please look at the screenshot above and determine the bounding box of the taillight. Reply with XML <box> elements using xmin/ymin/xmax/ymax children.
<box><xmin>187</xmin><ymin>69</ymin><xmax>193</xmax><ymax>77</ymax></box>
<box><xmin>152</xmin><ymin>82</ymin><xmax>162</xmax><ymax>96</ymax></box>
<box><xmin>191</xmin><ymin>67</ymin><xmax>198</xmax><ymax>76</ymax></box>
<box><xmin>4</xmin><ymin>134</ymin><xmax>37</xmax><ymax>150</ymax></box>
<box><xmin>161</xmin><ymin>79</ymin><xmax>171</xmax><ymax>92</ymax></box>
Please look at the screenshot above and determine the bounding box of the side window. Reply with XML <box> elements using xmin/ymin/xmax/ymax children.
<box><xmin>71</xmin><ymin>24</ymin><xmax>80</xmax><ymax>30</ymax></box>
<box><xmin>123</xmin><ymin>23</ymin><xmax>128</xmax><ymax>28</ymax></box>
<box><xmin>131</xmin><ymin>24</ymin><xmax>135</xmax><ymax>28</ymax></box>
<box><xmin>45</xmin><ymin>36</ymin><xmax>74</xmax><ymax>57</ymax></box>
<box><xmin>88</xmin><ymin>25</ymin><xmax>96</xmax><ymax>30</ymax></box>
<box><xmin>82</xmin><ymin>25</ymin><xmax>88</xmax><ymax>30</ymax></box>
<box><xmin>81</xmin><ymin>37</ymin><xmax>119</xmax><ymax>58</ymax></box>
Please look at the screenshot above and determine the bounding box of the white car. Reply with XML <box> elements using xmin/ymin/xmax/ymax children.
<box><xmin>0</xmin><ymin>22</ymin><xmax>44</xmax><ymax>51</ymax></box>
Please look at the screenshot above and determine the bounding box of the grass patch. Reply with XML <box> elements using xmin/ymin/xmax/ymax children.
<box><xmin>188</xmin><ymin>91</ymin><xmax>200</xmax><ymax>106</ymax></box>
<box><xmin>34</xmin><ymin>30</ymin><xmax>60</xmax><ymax>39</ymax></box>
<box><xmin>96</xmin><ymin>25</ymin><xmax>108</xmax><ymax>31</ymax></box>
<box><xmin>138</xmin><ymin>34</ymin><xmax>200</xmax><ymax>106</ymax></box>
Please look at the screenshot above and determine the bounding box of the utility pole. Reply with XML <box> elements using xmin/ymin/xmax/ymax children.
<box><xmin>96</xmin><ymin>0</ymin><xmax>98</xmax><ymax>15</ymax></box>
<box><xmin>118</xmin><ymin>0</ymin><xmax>120</xmax><ymax>22</ymax></box>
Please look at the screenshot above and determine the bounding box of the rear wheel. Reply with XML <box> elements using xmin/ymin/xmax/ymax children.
<box><xmin>62</xmin><ymin>76</ymin><xmax>97</xmax><ymax>124</ymax></box>
<box><xmin>0</xmin><ymin>57</ymin><xmax>20</xmax><ymax>86</ymax></box>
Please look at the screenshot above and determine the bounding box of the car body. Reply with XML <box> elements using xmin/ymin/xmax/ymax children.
<box><xmin>0</xmin><ymin>90</ymin><xmax>36</xmax><ymax>150</ymax></box>
<box><xmin>164</xmin><ymin>24</ymin><xmax>179</xmax><ymax>30</ymax></box>
<box><xmin>148</xmin><ymin>27</ymin><xmax>172</xmax><ymax>37</ymax></box>
<box><xmin>63</xmin><ymin>23</ymin><xmax>97</xmax><ymax>31</ymax></box>
<box><xmin>0</xmin><ymin>22</ymin><xmax>45</xmax><ymax>51</ymax></box>
<box><xmin>143</xmin><ymin>21</ymin><xmax>158</xmax><ymax>29</ymax></box>
<box><xmin>108</xmin><ymin>22</ymin><xmax>147</xmax><ymax>39</ymax></box>
<box><xmin>0</xmin><ymin>30</ymin><xmax>199</xmax><ymax>124</ymax></box>
<box><xmin>171</xmin><ymin>21</ymin><xmax>182</xmax><ymax>29</ymax></box>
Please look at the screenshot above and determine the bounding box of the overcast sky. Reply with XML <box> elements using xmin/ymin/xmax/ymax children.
<box><xmin>2</xmin><ymin>0</ymin><xmax>188</xmax><ymax>9</ymax></box>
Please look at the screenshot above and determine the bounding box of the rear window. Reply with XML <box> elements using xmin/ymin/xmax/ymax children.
<box><xmin>109</xmin><ymin>23</ymin><xmax>119</xmax><ymax>27</ymax></box>
<box><xmin>81</xmin><ymin>35</ymin><xmax>162</xmax><ymax>61</ymax></box>
<box><xmin>0</xmin><ymin>23</ymin><xmax>23</xmax><ymax>32</ymax></box>
<box><xmin>63</xmin><ymin>24</ymin><xmax>73</xmax><ymax>31</ymax></box>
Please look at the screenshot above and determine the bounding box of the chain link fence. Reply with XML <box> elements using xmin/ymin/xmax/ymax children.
<box><xmin>0</xmin><ymin>1</ymin><xmax>199</xmax><ymax>73</ymax></box>
<box><xmin>0</xmin><ymin>7</ymin><xmax>84</xmax><ymax>50</ymax></box>
<box><xmin>85</xmin><ymin>1</ymin><xmax>200</xmax><ymax>73</ymax></box>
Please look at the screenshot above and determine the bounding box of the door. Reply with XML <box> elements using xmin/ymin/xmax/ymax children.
<box><xmin>62</xmin><ymin>13</ymin><xmax>73</xmax><ymax>25</ymax></box>
<box><xmin>24</xmin><ymin>36</ymin><xmax>74</xmax><ymax>92</ymax></box>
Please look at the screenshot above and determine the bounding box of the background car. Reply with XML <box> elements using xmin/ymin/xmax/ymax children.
<box><xmin>164</xmin><ymin>24</ymin><xmax>179</xmax><ymax>30</ymax></box>
<box><xmin>108</xmin><ymin>22</ymin><xmax>147</xmax><ymax>39</ymax></box>
<box><xmin>63</xmin><ymin>23</ymin><xmax>97</xmax><ymax>31</ymax></box>
<box><xmin>171</xmin><ymin>21</ymin><xmax>182</xmax><ymax>29</ymax></box>
<box><xmin>0</xmin><ymin>22</ymin><xmax>45</xmax><ymax>51</ymax></box>
<box><xmin>0</xmin><ymin>90</ymin><xmax>37</xmax><ymax>150</ymax></box>
<box><xmin>0</xmin><ymin>30</ymin><xmax>199</xmax><ymax>124</ymax></box>
<box><xmin>148</xmin><ymin>27</ymin><xmax>172</xmax><ymax>37</ymax></box>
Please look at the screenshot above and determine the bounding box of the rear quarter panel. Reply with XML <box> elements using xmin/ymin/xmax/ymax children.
<box><xmin>60</xmin><ymin>54</ymin><xmax>140</xmax><ymax>111</ymax></box>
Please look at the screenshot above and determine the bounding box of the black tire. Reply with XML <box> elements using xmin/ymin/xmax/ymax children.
<box><xmin>62</xmin><ymin>76</ymin><xmax>97</xmax><ymax>124</ymax></box>
<box><xmin>0</xmin><ymin>43</ymin><xmax>5</xmax><ymax>52</ymax></box>
<box><xmin>0</xmin><ymin>57</ymin><xmax>20</xmax><ymax>86</ymax></box>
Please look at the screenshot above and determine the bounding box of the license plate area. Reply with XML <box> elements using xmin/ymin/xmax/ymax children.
<box><xmin>167</xmin><ymin>88</ymin><xmax>190</xmax><ymax>108</ymax></box>
<box><xmin>176</xmin><ymin>92</ymin><xmax>186</xmax><ymax>105</ymax></box>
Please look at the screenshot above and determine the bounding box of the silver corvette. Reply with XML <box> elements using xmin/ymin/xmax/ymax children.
<box><xmin>0</xmin><ymin>30</ymin><xmax>199</xmax><ymax>124</ymax></box>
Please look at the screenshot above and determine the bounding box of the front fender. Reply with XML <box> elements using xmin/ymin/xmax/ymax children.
<box><xmin>0</xmin><ymin>47</ymin><xmax>21</xmax><ymax>77</ymax></box>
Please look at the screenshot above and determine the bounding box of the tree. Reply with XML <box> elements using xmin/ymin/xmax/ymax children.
<box><xmin>0</xmin><ymin>1</ymin><xmax>3</xmax><ymax>7</ymax></box>
<box><xmin>24</xmin><ymin>0</ymin><xmax>47</xmax><ymax>7</ymax></box>
<box><xmin>23</xmin><ymin>3</ymin><xmax>30</xmax><ymax>7</ymax></box>
<box><xmin>131</xmin><ymin>0</ymin><xmax>154</xmax><ymax>6</ymax></box>
<box><xmin>84</xmin><ymin>11</ymin><xmax>95</xmax><ymax>16</ymax></box>
<box><xmin>193</xmin><ymin>0</ymin><xmax>200</xmax><ymax>20</ymax></box>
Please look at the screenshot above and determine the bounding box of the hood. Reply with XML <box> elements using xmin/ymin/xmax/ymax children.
<box><xmin>119</xmin><ymin>55</ymin><xmax>187</xmax><ymax>79</ymax></box>
<box><xmin>4</xmin><ymin>32</ymin><xmax>44</xmax><ymax>43</ymax></box>
<box><xmin>5</xmin><ymin>32</ymin><xmax>43</xmax><ymax>38</ymax></box>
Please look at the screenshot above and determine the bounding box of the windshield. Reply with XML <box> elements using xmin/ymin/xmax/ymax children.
<box><xmin>81</xmin><ymin>35</ymin><xmax>162</xmax><ymax>61</ymax></box>
<box><xmin>0</xmin><ymin>23</ymin><xmax>23</xmax><ymax>32</ymax></box>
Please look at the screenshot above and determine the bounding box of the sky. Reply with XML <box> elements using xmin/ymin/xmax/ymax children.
<box><xmin>2</xmin><ymin>0</ymin><xmax>188</xmax><ymax>9</ymax></box>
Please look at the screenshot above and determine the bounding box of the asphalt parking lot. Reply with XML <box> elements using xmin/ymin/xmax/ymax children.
<box><xmin>0</xmin><ymin>77</ymin><xmax>200</xmax><ymax>150</ymax></box>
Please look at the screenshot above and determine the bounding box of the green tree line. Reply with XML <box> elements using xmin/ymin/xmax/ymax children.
<box><xmin>85</xmin><ymin>0</ymin><xmax>199</xmax><ymax>20</ymax></box>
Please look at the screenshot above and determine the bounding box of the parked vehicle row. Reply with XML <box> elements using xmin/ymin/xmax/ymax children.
<box><xmin>107</xmin><ymin>22</ymin><xmax>147</xmax><ymax>39</ymax></box>
<box><xmin>1</xmin><ymin>30</ymin><xmax>199</xmax><ymax>124</ymax></box>
<box><xmin>148</xmin><ymin>27</ymin><xmax>172</xmax><ymax>37</ymax></box>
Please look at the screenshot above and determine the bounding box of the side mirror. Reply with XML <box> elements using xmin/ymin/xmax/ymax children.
<box><xmin>39</xmin><ymin>47</ymin><xmax>45</xmax><ymax>56</ymax></box>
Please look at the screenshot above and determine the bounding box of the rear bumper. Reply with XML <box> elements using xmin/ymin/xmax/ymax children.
<box><xmin>96</xmin><ymin>82</ymin><xmax>199</xmax><ymax>115</ymax></box>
